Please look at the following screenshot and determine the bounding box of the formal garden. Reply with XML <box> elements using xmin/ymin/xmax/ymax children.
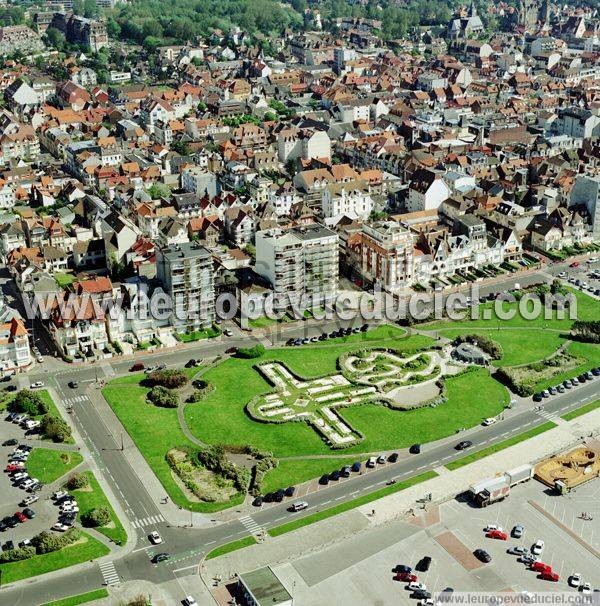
<box><xmin>101</xmin><ymin>287</ymin><xmax>600</xmax><ymax>512</ymax></box>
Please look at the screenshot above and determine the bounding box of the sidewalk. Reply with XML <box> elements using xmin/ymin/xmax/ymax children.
<box><xmin>202</xmin><ymin>406</ymin><xmax>600</xmax><ymax>584</ymax></box>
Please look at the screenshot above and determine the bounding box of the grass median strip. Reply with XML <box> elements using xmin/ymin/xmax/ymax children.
<box><xmin>445</xmin><ymin>422</ymin><xmax>557</xmax><ymax>471</ymax></box>
<box><xmin>41</xmin><ymin>588</ymin><xmax>109</xmax><ymax>606</ymax></box>
<box><xmin>268</xmin><ymin>470</ymin><xmax>438</xmax><ymax>538</ymax></box>
<box><xmin>561</xmin><ymin>400</ymin><xmax>600</xmax><ymax>421</ymax></box>
<box><xmin>205</xmin><ymin>536</ymin><xmax>257</xmax><ymax>560</ymax></box>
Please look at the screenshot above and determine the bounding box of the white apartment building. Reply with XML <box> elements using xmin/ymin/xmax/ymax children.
<box><xmin>255</xmin><ymin>224</ymin><xmax>339</xmax><ymax>310</ymax></box>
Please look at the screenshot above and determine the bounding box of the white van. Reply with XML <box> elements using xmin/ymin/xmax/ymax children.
<box><xmin>367</xmin><ymin>456</ymin><xmax>377</xmax><ymax>468</ymax></box>
<box><xmin>290</xmin><ymin>501</ymin><xmax>308</xmax><ymax>512</ymax></box>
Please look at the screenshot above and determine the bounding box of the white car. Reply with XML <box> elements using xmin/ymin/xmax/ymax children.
<box><xmin>484</xmin><ymin>524</ymin><xmax>503</xmax><ymax>532</ymax></box>
<box><xmin>52</xmin><ymin>523</ymin><xmax>69</xmax><ymax>532</ymax></box>
<box><xmin>30</xmin><ymin>381</ymin><xmax>44</xmax><ymax>388</ymax></box>
<box><xmin>569</xmin><ymin>573</ymin><xmax>582</xmax><ymax>588</ymax></box>
<box><xmin>408</xmin><ymin>582</ymin><xmax>427</xmax><ymax>591</ymax></box>
<box><xmin>419</xmin><ymin>600</ymin><xmax>434</xmax><ymax>606</ymax></box>
<box><xmin>149</xmin><ymin>530</ymin><xmax>163</xmax><ymax>544</ymax></box>
<box><xmin>183</xmin><ymin>597</ymin><xmax>198</xmax><ymax>606</ymax></box>
<box><xmin>482</xmin><ymin>418</ymin><xmax>496</xmax><ymax>426</ymax></box>
<box><xmin>580</xmin><ymin>583</ymin><xmax>591</xmax><ymax>594</ymax></box>
<box><xmin>53</xmin><ymin>490</ymin><xmax>68</xmax><ymax>500</ymax></box>
<box><xmin>61</xmin><ymin>504</ymin><xmax>79</xmax><ymax>513</ymax></box>
<box><xmin>531</xmin><ymin>539</ymin><xmax>544</xmax><ymax>555</ymax></box>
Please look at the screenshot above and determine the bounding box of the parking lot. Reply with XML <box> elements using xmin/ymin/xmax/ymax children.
<box><xmin>272</xmin><ymin>476</ymin><xmax>600</xmax><ymax>605</ymax></box>
<box><xmin>0</xmin><ymin>413</ymin><xmax>77</xmax><ymax>551</ymax></box>
<box><xmin>560</xmin><ymin>257</ymin><xmax>600</xmax><ymax>298</ymax></box>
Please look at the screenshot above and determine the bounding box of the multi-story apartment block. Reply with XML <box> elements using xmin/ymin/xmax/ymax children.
<box><xmin>255</xmin><ymin>224</ymin><xmax>339</xmax><ymax>310</ymax></box>
<box><xmin>156</xmin><ymin>242</ymin><xmax>215</xmax><ymax>334</ymax></box>
<box><xmin>360</xmin><ymin>221</ymin><xmax>414</xmax><ymax>292</ymax></box>
<box><xmin>181</xmin><ymin>165</ymin><xmax>219</xmax><ymax>199</ymax></box>
<box><xmin>321</xmin><ymin>180</ymin><xmax>374</xmax><ymax>221</ymax></box>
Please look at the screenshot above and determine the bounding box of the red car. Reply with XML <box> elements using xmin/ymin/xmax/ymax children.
<box><xmin>570</xmin><ymin>261</ymin><xmax>580</xmax><ymax>268</ymax></box>
<box><xmin>486</xmin><ymin>530</ymin><xmax>508</xmax><ymax>540</ymax></box>
<box><xmin>395</xmin><ymin>573</ymin><xmax>418</xmax><ymax>583</ymax></box>
<box><xmin>14</xmin><ymin>511</ymin><xmax>27</xmax><ymax>523</ymax></box>
<box><xmin>540</xmin><ymin>571</ymin><xmax>559</xmax><ymax>582</ymax></box>
<box><xmin>6</xmin><ymin>463</ymin><xmax>24</xmax><ymax>472</ymax></box>
<box><xmin>130</xmin><ymin>362</ymin><xmax>145</xmax><ymax>372</ymax></box>
<box><xmin>531</xmin><ymin>562</ymin><xmax>551</xmax><ymax>574</ymax></box>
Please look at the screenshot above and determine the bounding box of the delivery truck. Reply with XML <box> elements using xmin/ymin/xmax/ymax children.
<box><xmin>469</xmin><ymin>465</ymin><xmax>533</xmax><ymax>507</ymax></box>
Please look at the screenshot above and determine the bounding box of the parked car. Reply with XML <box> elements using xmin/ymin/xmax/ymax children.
<box><xmin>340</xmin><ymin>466</ymin><xmax>351</xmax><ymax>477</ymax></box>
<box><xmin>130</xmin><ymin>362</ymin><xmax>145</xmax><ymax>372</ymax></box>
<box><xmin>512</xmin><ymin>524</ymin><xmax>525</xmax><ymax>538</ymax></box>
<box><xmin>568</xmin><ymin>573</ymin><xmax>582</xmax><ymax>588</ymax></box>
<box><xmin>14</xmin><ymin>511</ymin><xmax>27</xmax><ymax>523</ymax></box>
<box><xmin>183</xmin><ymin>597</ymin><xmax>198</xmax><ymax>606</ymax></box>
<box><xmin>388</xmin><ymin>452</ymin><xmax>399</xmax><ymax>463</ymax></box>
<box><xmin>2</xmin><ymin>438</ymin><xmax>18</xmax><ymax>446</ymax></box>
<box><xmin>22</xmin><ymin>508</ymin><xmax>35</xmax><ymax>519</ymax></box>
<box><xmin>409</xmin><ymin>444</ymin><xmax>421</xmax><ymax>454</ymax></box>
<box><xmin>377</xmin><ymin>454</ymin><xmax>387</xmax><ymax>464</ymax></box>
<box><xmin>329</xmin><ymin>470</ymin><xmax>340</xmax><ymax>481</ymax></box>
<box><xmin>539</xmin><ymin>571</ymin><xmax>559</xmax><ymax>582</ymax></box>
<box><xmin>580</xmin><ymin>583</ymin><xmax>592</xmax><ymax>594</ymax></box>
<box><xmin>407</xmin><ymin>582</ymin><xmax>427</xmax><ymax>592</ymax></box>
<box><xmin>68</xmin><ymin>381</ymin><xmax>78</xmax><ymax>389</ymax></box>
<box><xmin>52</xmin><ymin>523</ymin><xmax>69</xmax><ymax>532</ymax></box>
<box><xmin>395</xmin><ymin>564</ymin><xmax>412</xmax><ymax>574</ymax></box>
<box><xmin>482</xmin><ymin>418</ymin><xmax>496</xmax><ymax>426</ymax></box>
<box><xmin>417</xmin><ymin>556</ymin><xmax>432</xmax><ymax>572</ymax></box>
<box><xmin>284</xmin><ymin>486</ymin><xmax>296</xmax><ymax>497</ymax></box>
<box><xmin>531</xmin><ymin>539</ymin><xmax>545</xmax><ymax>555</ymax></box>
<box><xmin>30</xmin><ymin>381</ymin><xmax>44</xmax><ymax>388</ymax></box>
<box><xmin>351</xmin><ymin>461</ymin><xmax>361</xmax><ymax>472</ymax></box>
<box><xmin>396</xmin><ymin>572</ymin><xmax>417</xmax><ymax>583</ymax></box>
<box><xmin>486</xmin><ymin>530</ymin><xmax>508</xmax><ymax>540</ymax></box>
<box><xmin>319</xmin><ymin>474</ymin><xmax>329</xmax><ymax>486</ymax></box>
<box><xmin>252</xmin><ymin>496</ymin><xmax>263</xmax><ymax>507</ymax></box>
<box><xmin>474</xmin><ymin>549</ymin><xmax>492</xmax><ymax>563</ymax></box>
<box><xmin>531</xmin><ymin>561</ymin><xmax>551</xmax><ymax>574</ymax></box>
<box><xmin>20</xmin><ymin>495</ymin><xmax>38</xmax><ymax>507</ymax></box>
<box><xmin>484</xmin><ymin>524</ymin><xmax>503</xmax><ymax>532</ymax></box>
<box><xmin>507</xmin><ymin>546</ymin><xmax>528</xmax><ymax>556</ymax></box>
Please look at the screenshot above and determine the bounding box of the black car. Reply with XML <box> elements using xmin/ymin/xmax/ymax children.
<box><xmin>284</xmin><ymin>486</ymin><xmax>295</xmax><ymax>497</ymax></box>
<box><xmin>409</xmin><ymin>444</ymin><xmax>421</xmax><ymax>454</ymax></box>
<box><xmin>68</xmin><ymin>381</ymin><xmax>78</xmax><ymax>389</ymax></box>
<box><xmin>252</xmin><ymin>496</ymin><xmax>263</xmax><ymax>507</ymax></box>
<box><xmin>474</xmin><ymin>549</ymin><xmax>492</xmax><ymax>563</ymax></box>
<box><xmin>351</xmin><ymin>461</ymin><xmax>361</xmax><ymax>472</ymax></box>
<box><xmin>413</xmin><ymin>590</ymin><xmax>432</xmax><ymax>600</ymax></box>
<box><xmin>0</xmin><ymin>522</ymin><xmax>6</xmax><ymax>532</ymax></box>
<box><xmin>3</xmin><ymin>540</ymin><xmax>14</xmax><ymax>551</ymax></box>
<box><xmin>456</xmin><ymin>440</ymin><xmax>473</xmax><ymax>450</ymax></box>
<box><xmin>152</xmin><ymin>552</ymin><xmax>170</xmax><ymax>563</ymax></box>
<box><xmin>592</xmin><ymin>367</ymin><xmax>600</xmax><ymax>376</ymax></box>
<box><xmin>360</xmin><ymin>324</ymin><xmax>369</xmax><ymax>332</ymax></box>
<box><xmin>533</xmin><ymin>393</ymin><xmax>543</xmax><ymax>402</ymax></box>
<box><xmin>263</xmin><ymin>492</ymin><xmax>275</xmax><ymax>503</ymax></box>
<box><xmin>274</xmin><ymin>490</ymin><xmax>285</xmax><ymax>502</ymax></box>
<box><xmin>388</xmin><ymin>452</ymin><xmax>399</xmax><ymax>463</ymax></box>
<box><xmin>5</xmin><ymin>412</ymin><xmax>16</xmax><ymax>422</ymax></box>
<box><xmin>2</xmin><ymin>438</ymin><xmax>18</xmax><ymax>446</ymax></box>
<box><xmin>329</xmin><ymin>470</ymin><xmax>340</xmax><ymax>481</ymax></box>
<box><xmin>319</xmin><ymin>334</ymin><xmax>327</xmax><ymax>341</ymax></box>
<box><xmin>23</xmin><ymin>508</ymin><xmax>35</xmax><ymax>519</ymax></box>
<box><xmin>578</xmin><ymin>374</ymin><xmax>587</xmax><ymax>383</ymax></box>
<box><xmin>286</xmin><ymin>339</ymin><xmax>295</xmax><ymax>346</ymax></box>
<box><xmin>395</xmin><ymin>565</ymin><xmax>412</xmax><ymax>573</ymax></box>
<box><xmin>319</xmin><ymin>474</ymin><xmax>329</xmax><ymax>485</ymax></box>
<box><xmin>417</xmin><ymin>556</ymin><xmax>432</xmax><ymax>572</ymax></box>
<box><xmin>329</xmin><ymin>332</ymin><xmax>338</xmax><ymax>338</ymax></box>
<box><xmin>185</xmin><ymin>358</ymin><xmax>197</xmax><ymax>367</ymax></box>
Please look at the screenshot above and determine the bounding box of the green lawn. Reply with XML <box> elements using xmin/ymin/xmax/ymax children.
<box><xmin>340</xmin><ymin>368</ymin><xmax>508</xmax><ymax>453</ymax></box>
<box><xmin>262</xmin><ymin>457</ymin><xmax>358</xmax><ymax>494</ymax></box>
<box><xmin>185</xmin><ymin>331</ymin><xmax>435</xmax><ymax>457</ymax></box>
<box><xmin>66</xmin><ymin>472</ymin><xmax>127</xmax><ymax>545</ymax></box>
<box><xmin>562</xmin><ymin>399</ymin><xmax>600</xmax><ymax>421</ymax></box>
<box><xmin>102</xmin><ymin>381</ymin><xmax>244</xmax><ymax>513</ymax></box>
<box><xmin>269</xmin><ymin>471</ymin><xmax>438</xmax><ymax>537</ymax></box>
<box><xmin>205</xmin><ymin>536</ymin><xmax>257</xmax><ymax>560</ymax></box>
<box><xmin>445</xmin><ymin>422</ymin><xmax>557</xmax><ymax>470</ymax></box>
<box><xmin>0</xmin><ymin>532</ymin><xmax>109</xmax><ymax>584</ymax></box>
<box><xmin>41</xmin><ymin>589</ymin><xmax>109</xmax><ymax>606</ymax></box>
<box><xmin>26</xmin><ymin>448</ymin><xmax>83</xmax><ymax>484</ymax></box>
<box><xmin>179</xmin><ymin>326</ymin><xmax>221</xmax><ymax>342</ymax></box>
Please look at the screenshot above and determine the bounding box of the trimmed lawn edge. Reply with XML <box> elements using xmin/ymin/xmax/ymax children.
<box><xmin>561</xmin><ymin>400</ymin><xmax>600</xmax><ymax>421</ymax></box>
<box><xmin>445</xmin><ymin>422</ymin><xmax>557</xmax><ymax>471</ymax></box>
<box><xmin>268</xmin><ymin>470</ymin><xmax>437</xmax><ymax>538</ymax></box>
<box><xmin>205</xmin><ymin>536</ymin><xmax>257</xmax><ymax>560</ymax></box>
<box><xmin>41</xmin><ymin>588</ymin><xmax>109</xmax><ymax>606</ymax></box>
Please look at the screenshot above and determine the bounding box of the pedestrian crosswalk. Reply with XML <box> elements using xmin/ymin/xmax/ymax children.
<box><xmin>99</xmin><ymin>561</ymin><xmax>119</xmax><ymax>586</ymax></box>
<box><xmin>131</xmin><ymin>514</ymin><xmax>165</xmax><ymax>529</ymax></box>
<box><xmin>537</xmin><ymin>408</ymin><xmax>558</xmax><ymax>422</ymax></box>
<box><xmin>63</xmin><ymin>395</ymin><xmax>90</xmax><ymax>407</ymax></box>
<box><xmin>239</xmin><ymin>515</ymin><xmax>264</xmax><ymax>537</ymax></box>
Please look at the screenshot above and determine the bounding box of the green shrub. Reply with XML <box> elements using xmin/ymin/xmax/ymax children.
<box><xmin>40</xmin><ymin>415</ymin><xmax>72</xmax><ymax>443</ymax></box>
<box><xmin>83</xmin><ymin>506</ymin><xmax>111</xmax><ymax>527</ymax></box>
<box><xmin>144</xmin><ymin>369</ymin><xmax>188</xmax><ymax>389</ymax></box>
<box><xmin>147</xmin><ymin>386</ymin><xmax>179</xmax><ymax>408</ymax></box>
<box><xmin>66</xmin><ymin>472</ymin><xmax>89</xmax><ymax>490</ymax></box>
<box><xmin>236</xmin><ymin>344</ymin><xmax>265</xmax><ymax>358</ymax></box>
<box><xmin>32</xmin><ymin>528</ymin><xmax>81</xmax><ymax>554</ymax></box>
<box><xmin>0</xmin><ymin>546</ymin><xmax>35</xmax><ymax>562</ymax></box>
<box><xmin>8</xmin><ymin>390</ymin><xmax>49</xmax><ymax>416</ymax></box>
